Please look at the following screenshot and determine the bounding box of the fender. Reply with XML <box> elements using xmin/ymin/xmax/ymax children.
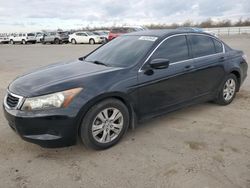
<box><xmin>75</xmin><ymin>92</ymin><xmax>138</xmax><ymax>136</ymax></box>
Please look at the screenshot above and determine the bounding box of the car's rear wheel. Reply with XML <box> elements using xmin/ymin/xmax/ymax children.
<box><xmin>22</xmin><ymin>39</ymin><xmax>26</xmax><ymax>44</ymax></box>
<box><xmin>80</xmin><ymin>99</ymin><xmax>129</xmax><ymax>150</ymax></box>
<box><xmin>71</xmin><ymin>39</ymin><xmax>77</xmax><ymax>44</ymax></box>
<box><xmin>89</xmin><ymin>39</ymin><xmax>95</xmax><ymax>45</ymax></box>
<box><xmin>215</xmin><ymin>74</ymin><xmax>238</xmax><ymax>105</ymax></box>
<box><xmin>54</xmin><ymin>38</ymin><xmax>60</xmax><ymax>44</ymax></box>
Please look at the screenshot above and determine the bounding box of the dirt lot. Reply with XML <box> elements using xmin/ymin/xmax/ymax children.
<box><xmin>0</xmin><ymin>35</ymin><xmax>250</xmax><ymax>188</ymax></box>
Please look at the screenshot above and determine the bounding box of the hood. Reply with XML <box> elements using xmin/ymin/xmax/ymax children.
<box><xmin>9</xmin><ymin>60</ymin><xmax>119</xmax><ymax>97</ymax></box>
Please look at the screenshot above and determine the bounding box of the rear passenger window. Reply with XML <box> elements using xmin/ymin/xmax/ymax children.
<box><xmin>151</xmin><ymin>35</ymin><xmax>189</xmax><ymax>63</ymax></box>
<box><xmin>189</xmin><ymin>35</ymin><xmax>215</xmax><ymax>58</ymax></box>
<box><xmin>213</xmin><ymin>39</ymin><xmax>223</xmax><ymax>53</ymax></box>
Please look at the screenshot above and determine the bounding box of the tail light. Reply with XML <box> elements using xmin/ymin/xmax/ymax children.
<box><xmin>108</xmin><ymin>33</ymin><xmax>119</xmax><ymax>41</ymax></box>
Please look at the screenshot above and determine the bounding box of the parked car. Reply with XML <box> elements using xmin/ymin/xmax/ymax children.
<box><xmin>92</xmin><ymin>30</ymin><xmax>109</xmax><ymax>43</ymax></box>
<box><xmin>42</xmin><ymin>32</ymin><xmax>69</xmax><ymax>44</ymax></box>
<box><xmin>69</xmin><ymin>31</ymin><xmax>103</xmax><ymax>44</ymax></box>
<box><xmin>108</xmin><ymin>26</ymin><xmax>146</xmax><ymax>41</ymax></box>
<box><xmin>9</xmin><ymin>33</ymin><xmax>36</xmax><ymax>44</ymax></box>
<box><xmin>35</xmin><ymin>32</ymin><xmax>44</xmax><ymax>43</ymax></box>
<box><xmin>3</xmin><ymin>30</ymin><xmax>248</xmax><ymax>149</ymax></box>
<box><xmin>0</xmin><ymin>36</ymin><xmax>9</xmax><ymax>44</ymax></box>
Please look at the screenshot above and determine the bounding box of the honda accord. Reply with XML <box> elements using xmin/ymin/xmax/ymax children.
<box><xmin>3</xmin><ymin>30</ymin><xmax>248</xmax><ymax>149</ymax></box>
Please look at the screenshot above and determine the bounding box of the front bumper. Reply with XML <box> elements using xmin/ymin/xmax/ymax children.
<box><xmin>95</xmin><ymin>38</ymin><xmax>103</xmax><ymax>43</ymax></box>
<box><xmin>61</xmin><ymin>38</ymin><xmax>69</xmax><ymax>43</ymax></box>
<box><xmin>26</xmin><ymin>39</ymin><xmax>36</xmax><ymax>43</ymax></box>
<box><xmin>3</xmin><ymin>106</ymin><xmax>78</xmax><ymax>148</ymax></box>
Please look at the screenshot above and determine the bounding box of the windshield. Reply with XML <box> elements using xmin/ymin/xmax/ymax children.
<box><xmin>85</xmin><ymin>35</ymin><xmax>157</xmax><ymax>67</ymax></box>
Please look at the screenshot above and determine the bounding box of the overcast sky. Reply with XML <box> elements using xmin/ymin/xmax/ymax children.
<box><xmin>0</xmin><ymin>0</ymin><xmax>250</xmax><ymax>32</ymax></box>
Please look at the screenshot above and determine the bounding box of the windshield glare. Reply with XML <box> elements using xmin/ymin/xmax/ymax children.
<box><xmin>85</xmin><ymin>36</ymin><xmax>156</xmax><ymax>67</ymax></box>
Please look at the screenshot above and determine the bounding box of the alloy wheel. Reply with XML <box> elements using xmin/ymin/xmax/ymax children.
<box><xmin>92</xmin><ymin>108</ymin><xmax>124</xmax><ymax>143</ymax></box>
<box><xmin>223</xmin><ymin>78</ymin><xmax>236</xmax><ymax>101</ymax></box>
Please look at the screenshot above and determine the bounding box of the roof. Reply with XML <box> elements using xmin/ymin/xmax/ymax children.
<box><xmin>125</xmin><ymin>29</ymin><xmax>212</xmax><ymax>38</ymax></box>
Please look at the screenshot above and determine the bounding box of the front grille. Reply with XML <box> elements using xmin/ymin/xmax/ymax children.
<box><xmin>6</xmin><ymin>93</ymin><xmax>20</xmax><ymax>108</ymax></box>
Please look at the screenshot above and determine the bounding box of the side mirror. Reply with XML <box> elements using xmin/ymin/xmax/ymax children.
<box><xmin>149</xmin><ymin>58</ymin><xmax>170</xmax><ymax>69</ymax></box>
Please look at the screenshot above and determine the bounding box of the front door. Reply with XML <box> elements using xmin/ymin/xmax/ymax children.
<box><xmin>137</xmin><ymin>35</ymin><xmax>197</xmax><ymax>117</ymax></box>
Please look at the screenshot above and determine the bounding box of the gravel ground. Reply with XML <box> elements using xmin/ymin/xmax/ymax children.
<box><xmin>0</xmin><ymin>35</ymin><xmax>249</xmax><ymax>188</ymax></box>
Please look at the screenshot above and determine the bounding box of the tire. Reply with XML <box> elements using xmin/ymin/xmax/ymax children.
<box><xmin>89</xmin><ymin>39</ymin><xmax>95</xmax><ymax>45</ymax></box>
<box><xmin>104</xmin><ymin>38</ymin><xmax>108</xmax><ymax>43</ymax></box>
<box><xmin>80</xmin><ymin>99</ymin><xmax>129</xmax><ymax>150</ymax></box>
<box><xmin>10</xmin><ymin>40</ymin><xmax>14</xmax><ymax>45</ymax></box>
<box><xmin>71</xmin><ymin>39</ymin><xmax>77</xmax><ymax>44</ymax></box>
<box><xmin>22</xmin><ymin>39</ymin><xmax>26</xmax><ymax>45</ymax></box>
<box><xmin>215</xmin><ymin>74</ymin><xmax>238</xmax><ymax>105</ymax></box>
<box><xmin>54</xmin><ymin>38</ymin><xmax>60</xmax><ymax>44</ymax></box>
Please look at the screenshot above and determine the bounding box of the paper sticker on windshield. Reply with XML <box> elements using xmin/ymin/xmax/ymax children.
<box><xmin>138</xmin><ymin>36</ymin><xmax>158</xmax><ymax>42</ymax></box>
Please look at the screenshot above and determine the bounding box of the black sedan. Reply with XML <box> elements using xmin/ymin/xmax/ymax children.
<box><xmin>3</xmin><ymin>30</ymin><xmax>248</xmax><ymax>149</ymax></box>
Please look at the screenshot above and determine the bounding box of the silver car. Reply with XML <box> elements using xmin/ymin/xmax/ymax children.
<box><xmin>42</xmin><ymin>32</ymin><xmax>69</xmax><ymax>44</ymax></box>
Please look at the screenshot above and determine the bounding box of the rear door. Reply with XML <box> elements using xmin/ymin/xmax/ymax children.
<box><xmin>47</xmin><ymin>33</ymin><xmax>55</xmax><ymax>42</ymax></box>
<box><xmin>44</xmin><ymin>33</ymin><xmax>50</xmax><ymax>42</ymax></box>
<box><xmin>15</xmin><ymin>34</ymin><xmax>22</xmax><ymax>42</ymax></box>
<box><xmin>187</xmin><ymin>34</ymin><xmax>225</xmax><ymax>96</ymax></box>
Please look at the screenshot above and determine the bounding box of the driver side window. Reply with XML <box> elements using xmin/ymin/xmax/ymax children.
<box><xmin>151</xmin><ymin>35</ymin><xmax>190</xmax><ymax>63</ymax></box>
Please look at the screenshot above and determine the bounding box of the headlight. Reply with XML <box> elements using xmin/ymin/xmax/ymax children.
<box><xmin>242</xmin><ymin>54</ymin><xmax>248</xmax><ymax>62</ymax></box>
<box><xmin>21</xmin><ymin>88</ymin><xmax>82</xmax><ymax>111</ymax></box>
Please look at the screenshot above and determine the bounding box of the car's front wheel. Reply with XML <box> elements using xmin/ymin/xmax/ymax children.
<box><xmin>215</xmin><ymin>74</ymin><xmax>238</xmax><ymax>105</ymax></box>
<box><xmin>80</xmin><ymin>99</ymin><xmax>129</xmax><ymax>150</ymax></box>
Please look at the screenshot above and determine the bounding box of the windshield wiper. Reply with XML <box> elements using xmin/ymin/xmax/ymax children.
<box><xmin>88</xmin><ymin>60</ymin><xmax>109</xmax><ymax>67</ymax></box>
<box><xmin>78</xmin><ymin>56</ymin><xmax>85</xmax><ymax>61</ymax></box>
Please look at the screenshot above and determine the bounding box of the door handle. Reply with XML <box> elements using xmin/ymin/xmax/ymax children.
<box><xmin>219</xmin><ymin>56</ymin><xmax>225</xmax><ymax>62</ymax></box>
<box><xmin>185</xmin><ymin>65</ymin><xmax>194</xmax><ymax>69</ymax></box>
